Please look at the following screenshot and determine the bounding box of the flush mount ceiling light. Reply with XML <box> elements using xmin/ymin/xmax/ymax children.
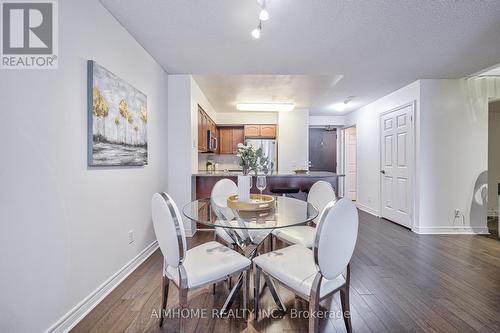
<box><xmin>236</xmin><ymin>103</ymin><xmax>295</xmax><ymax>112</ymax></box>
<box><xmin>331</xmin><ymin>96</ymin><xmax>355</xmax><ymax>112</ymax></box>
<box><xmin>251</xmin><ymin>0</ymin><xmax>270</xmax><ymax>39</ymax></box>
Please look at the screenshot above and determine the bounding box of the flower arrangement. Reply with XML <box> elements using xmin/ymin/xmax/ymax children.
<box><xmin>236</xmin><ymin>143</ymin><xmax>274</xmax><ymax>175</ymax></box>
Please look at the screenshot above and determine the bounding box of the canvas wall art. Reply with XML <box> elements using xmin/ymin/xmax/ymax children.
<box><xmin>87</xmin><ymin>60</ymin><xmax>148</xmax><ymax>166</ymax></box>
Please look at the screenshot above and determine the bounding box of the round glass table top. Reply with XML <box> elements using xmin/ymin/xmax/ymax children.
<box><xmin>182</xmin><ymin>196</ymin><xmax>319</xmax><ymax>229</ymax></box>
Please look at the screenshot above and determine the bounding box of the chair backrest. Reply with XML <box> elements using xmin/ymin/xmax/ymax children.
<box><xmin>308</xmin><ymin>180</ymin><xmax>337</xmax><ymax>224</ymax></box>
<box><xmin>151</xmin><ymin>192</ymin><xmax>187</xmax><ymax>268</ymax></box>
<box><xmin>211</xmin><ymin>178</ymin><xmax>238</xmax><ymax>201</ymax></box>
<box><xmin>211</xmin><ymin>178</ymin><xmax>238</xmax><ymax>221</ymax></box>
<box><xmin>313</xmin><ymin>198</ymin><xmax>358</xmax><ymax>279</ymax></box>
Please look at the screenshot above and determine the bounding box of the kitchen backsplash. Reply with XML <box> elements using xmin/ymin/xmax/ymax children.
<box><xmin>198</xmin><ymin>154</ymin><xmax>241</xmax><ymax>171</ymax></box>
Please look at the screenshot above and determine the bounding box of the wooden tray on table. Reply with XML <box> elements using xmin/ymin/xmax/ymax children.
<box><xmin>227</xmin><ymin>194</ymin><xmax>275</xmax><ymax>211</ymax></box>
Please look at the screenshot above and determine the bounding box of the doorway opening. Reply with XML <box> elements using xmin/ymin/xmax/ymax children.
<box><xmin>342</xmin><ymin>126</ymin><xmax>357</xmax><ymax>201</ymax></box>
<box><xmin>487</xmin><ymin>98</ymin><xmax>500</xmax><ymax>239</ymax></box>
<box><xmin>308</xmin><ymin>126</ymin><xmax>337</xmax><ymax>172</ymax></box>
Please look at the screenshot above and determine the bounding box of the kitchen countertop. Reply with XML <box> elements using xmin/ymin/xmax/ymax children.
<box><xmin>193</xmin><ymin>171</ymin><xmax>337</xmax><ymax>177</ymax></box>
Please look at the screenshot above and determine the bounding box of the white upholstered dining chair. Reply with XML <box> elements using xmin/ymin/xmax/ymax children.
<box><xmin>272</xmin><ymin>180</ymin><xmax>336</xmax><ymax>248</ymax></box>
<box><xmin>151</xmin><ymin>192</ymin><xmax>252</xmax><ymax>330</ymax></box>
<box><xmin>253</xmin><ymin>198</ymin><xmax>359</xmax><ymax>333</ymax></box>
<box><xmin>211</xmin><ymin>178</ymin><xmax>239</xmax><ymax>246</ymax></box>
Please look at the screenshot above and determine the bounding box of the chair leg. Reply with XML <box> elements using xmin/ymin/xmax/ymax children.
<box><xmin>178</xmin><ymin>287</ymin><xmax>188</xmax><ymax>332</ymax></box>
<box><xmin>340</xmin><ymin>286</ymin><xmax>353</xmax><ymax>333</ymax></box>
<box><xmin>212</xmin><ymin>283</ymin><xmax>216</xmax><ymax>295</ymax></box>
<box><xmin>254</xmin><ymin>266</ymin><xmax>261</xmax><ymax>320</ymax></box>
<box><xmin>309</xmin><ymin>273</ymin><xmax>322</xmax><ymax>333</ymax></box>
<box><xmin>308</xmin><ymin>297</ymin><xmax>320</xmax><ymax>333</ymax></box>
<box><xmin>159</xmin><ymin>275</ymin><xmax>169</xmax><ymax>327</ymax></box>
<box><xmin>243</xmin><ymin>269</ymin><xmax>249</xmax><ymax>320</ymax></box>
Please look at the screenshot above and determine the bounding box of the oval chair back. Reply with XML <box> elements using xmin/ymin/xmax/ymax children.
<box><xmin>308</xmin><ymin>180</ymin><xmax>337</xmax><ymax>224</ymax></box>
<box><xmin>211</xmin><ymin>178</ymin><xmax>238</xmax><ymax>204</ymax></box>
<box><xmin>211</xmin><ymin>178</ymin><xmax>238</xmax><ymax>221</ymax></box>
<box><xmin>151</xmin><ymin>192</ymin><xmax>187</xmax><ymax>268</ymax></box>
<box><xmin>313</xmin><ymin>198</ymin><xmax>358</xmax><ymax>280</ymax></box>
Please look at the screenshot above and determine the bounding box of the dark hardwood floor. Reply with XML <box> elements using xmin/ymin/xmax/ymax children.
<box><xmin>72</xmin><ymin>211</ymin><xmax>500</xmax><ymax>333</ymax></box>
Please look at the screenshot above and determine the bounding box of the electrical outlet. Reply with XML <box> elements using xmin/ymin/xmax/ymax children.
<box><xmin>128</xmin><ymin>230</ymin><xmax>134</xmax><ymax>244</ymax></box>
<box><xmin>454</xmin><ymin>209</ymin><xmax>461</xmax><ymax>218</ymax></box>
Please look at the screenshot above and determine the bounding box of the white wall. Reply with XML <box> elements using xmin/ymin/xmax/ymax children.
<box><xmin>167</xmin><ymin>76</ymin><xmax>215</xmax><ymax>233</ymax></box>
<box><xmin>345</xmin><ymin>81</ymin><xmax>420</xmax><ymax>217</ymax></box>
<box><xmin>167</xmin><ymin>75</ymin><xmax>194</xmax><ymax>233</ymax></box>
<box><xmin>216</xmin><ymin>112</ymin><xmax>278</xmax><ymax>125</ymax></box>
<box><xmin>278</xmin><ymin>109</ymin><xmax>310</xmax><ymax>172</ymax></box>
<box><xmin>346</xmin><ymin>77</ymin><xmax>500</xmax><ymax>233</ymax></box>
<box><xmin>488</xmin><ymin>100</ymin><xmax>500</xmax><ymax>215</ymax></box>
<box><xmin>416</xmin><ymin>79</ymin><xmax>493</xmax><ymax>233</ymax></box>
<box><xmin>0</xmin><ymin>1</ymin><xmax>168</xmax><ymax>332</ymax></box>
<box><xmin>309</xmin><ymin>115</ymin><xmax>345</xmax><ymax>127</ymax></box>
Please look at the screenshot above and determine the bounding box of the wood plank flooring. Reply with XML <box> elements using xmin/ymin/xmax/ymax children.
<box><xmin>72</xmin><ymin>211</ymin><xmax>500</xmax><ymax>333</ymax></box>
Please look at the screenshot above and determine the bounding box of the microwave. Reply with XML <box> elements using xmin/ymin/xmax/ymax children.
<box><xmin>207</xmin><ymin>130</ymin><xmax>218</xmax><ymax>152</ymax></box>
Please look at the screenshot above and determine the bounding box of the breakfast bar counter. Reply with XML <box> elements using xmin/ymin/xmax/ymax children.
<box><xmin>193</xmin><ymin>171</ymin><xmax>338</xmax><ymax>200</ymax></box>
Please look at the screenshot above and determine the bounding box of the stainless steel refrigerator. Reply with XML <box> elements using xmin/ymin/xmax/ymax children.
<box><xmin>245</xmin><ymin>139</ymin><xmax>278</xmax><ymax>172</ymax></box>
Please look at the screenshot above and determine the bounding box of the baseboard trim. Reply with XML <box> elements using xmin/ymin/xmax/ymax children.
<box><xmin>413</xmin><ymin>226</ymin><xmax>490</xmax><ymax>235</ymax></box>
<box><xmin>356</xmin><ymin>203</ymin><xmax>380</xmax><ymax>217</ymax></box>
<box><xmin>45</xmin><ymin>241</ymin><xmax>159</xmax><ymax>333</ymax></box>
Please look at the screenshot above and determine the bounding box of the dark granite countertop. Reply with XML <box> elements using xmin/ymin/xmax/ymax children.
<box><xmin>193</xmin><ymin>171</ymin><xmax>337</xmax><ymax>177</ymax></box>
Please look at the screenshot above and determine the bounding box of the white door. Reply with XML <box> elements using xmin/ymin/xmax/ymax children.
<box><xmin>380</xmin><ymin>104</ymin><xmax>414</xmax><ymax>228</ymax></box>
<box><xmin>345</xmin><ymin>127</ymin><xmax>357</xmax><ymax>201</ymax></box>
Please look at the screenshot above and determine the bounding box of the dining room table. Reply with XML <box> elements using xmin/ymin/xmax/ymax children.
<box><xmin>182</xmin><ymin>194</ymin><xmax>319</xmax><ymax>315</ymax></box>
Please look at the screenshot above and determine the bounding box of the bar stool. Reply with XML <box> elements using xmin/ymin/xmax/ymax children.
<box><xmin>270</xmin><ymin>187</ymin><xmax>300</xmax><ymax>197</ymax></box>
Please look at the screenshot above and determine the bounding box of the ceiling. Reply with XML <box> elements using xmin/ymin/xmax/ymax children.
<box><xmin>100</xmin><ymin>0</ymin><xmax>500</xmax><ymax>115</ymax></box>
<box><xmin>192</xmin><ymin>75</ymin><xmax>344</xmax><ymax>113</ymax></box>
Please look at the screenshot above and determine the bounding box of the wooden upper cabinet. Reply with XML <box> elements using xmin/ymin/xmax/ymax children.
<box><xmin>260</xmin><ymin>125</ymin><xmax>276</xmax><ymax>138</ymax></box>
<box><xmin>244</xmin><ymin>125</ymin><xmax>260</xmax><ymax>138</ymax></box>
<box><xmin>219</xmin><ymin>127</ymin><xmax>233</xmax><ymax>154</ymax></box>
<box><xmin>198</xmin><ymin>105</ymin><xmax>217</xmax><ymax>152</ymax></box>
<box><xmin>232</xmin><ymin>128</ymin><xmax>245</xmax><ymax>153</ymax></box>
<box><xmin>218</xmin><ymin>127</ymin><xmax>244</xmax><ymax>154</ymax></box>
<box><xmin>244</xmin><ymin>124</ymin><xmax>277</xmax><ymax>138</ymax></box>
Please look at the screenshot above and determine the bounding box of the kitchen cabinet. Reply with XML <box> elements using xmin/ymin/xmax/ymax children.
<box><xmin>244</xmin><ymin>125</ymin><xmax>260</xmax><ymax>138</ymax></box>
<box><xmin>260</xmin><ymin>125</ymin><xmax>276</xmax><ymax>138</ymax></box>
<box><xmin>219</xmin><ymin>127</ymin><xmax>233</xmax><ymax>154</ymax></box>
<box><xmin>244</xmin><ymin>124</ymin><xmax>277</xmax><ymax>138</ymax></box>
<box><xmin>218</xmin><ymin>126</ymin><xmax>244</xmax><ymax>154</ymax></box>
<box><xmin>232</xmin><ymin>127</ymin><xmax>244</xmax><ymax>153</ymax></box>
<box><xmin>197</xmin><ymin>105</ymin><xmax>216</xmax><ymax>152</ymax></box>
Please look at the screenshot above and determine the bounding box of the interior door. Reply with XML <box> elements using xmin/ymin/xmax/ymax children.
<box><xmin>309</xmin><ymin>128</ymin><xmax>336</xmax><ymax>172</ymax></box>
<box><xmin>344</xmin><ymin>127</ymin><xmax>357</xmax><ymax>201</ymax></box>
<box><xmin>380</xmin><ymin>104</ymin><xmax>413</xmax><ymax>228</ymax></box>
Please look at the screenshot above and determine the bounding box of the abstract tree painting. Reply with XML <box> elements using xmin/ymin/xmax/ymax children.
<box><xmin>87</xmin><ymin>60</ymin><xmax>148</xmax><ymax>166</ymax></box>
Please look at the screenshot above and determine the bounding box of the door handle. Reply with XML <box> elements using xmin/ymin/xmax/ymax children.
<box><xmin>380</xmin><ymin>170</ymin><xmax>386</xmax><ymax>174</ymax></box>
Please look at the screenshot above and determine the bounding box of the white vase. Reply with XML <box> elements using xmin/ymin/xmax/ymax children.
<box><xmin>237</xmin><ymin>175</ymin><xmax>251</xmax><ymax>202</ymax></box>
